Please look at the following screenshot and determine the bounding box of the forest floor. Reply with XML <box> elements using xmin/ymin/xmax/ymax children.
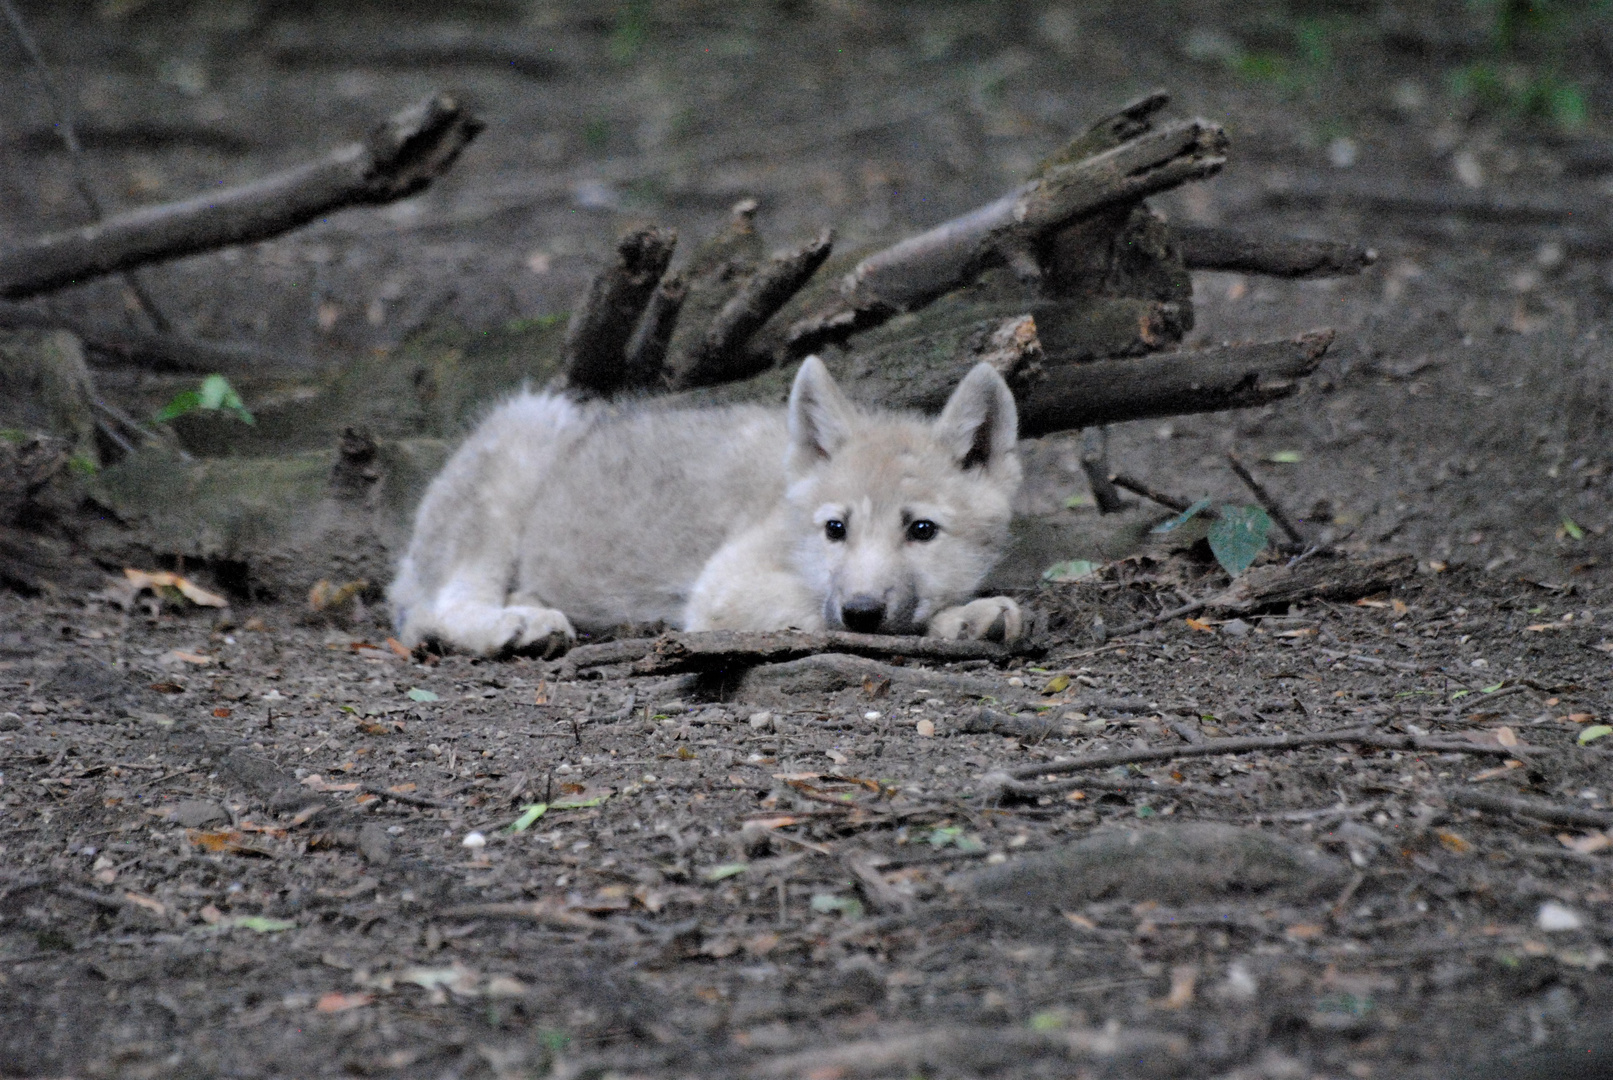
<box><xmin>4</xmin><ymin>1</ymin><xmax>1613</xmax><ymax>1078</ymax></box>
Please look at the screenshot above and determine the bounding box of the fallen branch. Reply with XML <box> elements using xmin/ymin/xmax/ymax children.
<box><xmin>0</xmin><ymin>301</ymin><xmax>291</xmax><ymax>373</ymax></box>
<box><xmin>0</xmin><ymin>94</ymin><xmax>483</xmax><ymax>300</ymax></box>
<box><xmin>735</xmin><ymin>652</ymin><xmax>1028</xmax><ymax>702</ymax></box>
<box><xmin>784</xmin><ymin>118</ymin><xmax>1227</xmax><ymax>353</ymax></box>
<box><xmin>1109</xmin><ymin>472</ymin><xmax>1192</xmax><ymax>512</ymax></box>
<box><xmin>1016</xmin><ymin>329</ymin><xmax>1333</xmax><ymax>438</ymax></box>
<box><xmin>268</xmin><ymin>24</ymin><xmax>562</xmax><ymax>79</ymax></box>
<box><xmin>620</xmin><ymin>629</ymin><xmax>1032</xmax><ymax>676</ymax></box>
<box><xmin>436</xmin><ymin>900</ymin><xmax>632</xmax><ymax>935</ymax></box>
<box><xmin>1175</xmin><ymin>225</ymin><xmax>1376</xmax><ymax>278</ymax></box>
<box><xmin>564</xmin><ymin>226</ymin><xmax>678</xmax><ymax>396</ymax></box>
<box><xmin>1444</xmin><ymin>789</ymin><xmax>1613</xmax><ymax>830</ymax></box>
<box><xmin>358</xmin><ymin>784</ymin><xmax>450</xmax><ymax>810</ymax></box>
<box><xmin>984</xmin><ymin>726</ymin><xmax>1524</xmax><ymax>793</ymax></box>
<box><xmin>622</xmin><ymin>273</ymin><xmax>686</xmax><ymax>387</ymax></box>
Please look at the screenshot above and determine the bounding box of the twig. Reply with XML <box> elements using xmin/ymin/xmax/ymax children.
<box><xmin>844</xmin><ymin>849</ymin><xmax>914</xmax><ymax>913</ymax></box>
<box><xmin>0</xmin><ymin>94</ymin><xmax>484</xmax><ymax>301</ymax></box>
<box><xmin>1225</xmin><ymin>451</ymin><xmax>1306</xmax><ymax>550</ymax></box>
<box><xmin>1079</xmin><ymin>428</ymin><xmax>1127</xmax><ymax>513</ymax></box>
<box><xmin>359</xmin><ymin>784</ymin><xmax>450</xmax><ymax>809</ymax></box>
<box><xmin>563</xmin><ymin>226</ymin><xmax>678</xmax><ymax>397</ymax></box>
<box><xmin>0</xmin><ymin>301</ymin><xmax>297</xmax><ymax>374</ymax></box>
<box><xmin>92</xmin><ymin>415</ymin><xmax>135</xmax><ymax>457</ymax></box>
<box><xmin>987</xmin><ymin>725</ymin><xmax>1522</xmax><ymax>786</ymax></box>
<box><xmin>629</xmin><ymin>628</ymin><xmax>1035</xmax><ymax>675</ymax></box>
<box><xmin>622</xmin><ymin>272</ymin><xmax>685</xmax><ymax>388</ymax></box>
<box><xmin>436</xmin><ymin>900</ymin><xmax>634</xmax><ymax>936</ymax></box>
<box><xmin>0</xmin><ymin>0</ymin><xmax>172</xmax><ymax>331</ymax></box>
<box><xmin>1109</xmin><ymin>472</ymin><xmax>1192</xmax><ymax>513</ymax></box>
<box><xmin>1105</xmin><ymin>598</ymin><xmax>1210</xmax><ymax>639</ymax></box>
<box><xmin>1444</xmin><ymin>789</ymin><xmax>1613</xmax><ymax>830</ymax></box>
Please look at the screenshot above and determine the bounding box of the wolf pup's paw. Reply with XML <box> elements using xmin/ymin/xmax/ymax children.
<box><xmin>927</xmin><ymin>596</ymin><xmax>1024</xmax><ymax>643</ymax></box>
<box><xmin>454</xmin><ymin>606</ymin><xmax>576</xmax><ymax>658</ymax></box>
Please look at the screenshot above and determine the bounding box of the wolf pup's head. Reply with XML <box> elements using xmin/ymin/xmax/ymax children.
<box><xmin>784</xmin><ymin>356</ymin><xmax>1022</xmax><ymax>636</ymax></box>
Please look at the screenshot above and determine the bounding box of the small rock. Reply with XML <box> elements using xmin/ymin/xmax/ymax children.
<box><xmin>1537</xmin><ymin>901</ymin><xmax>1584</xmax><ymax>932</ymax></box>
<box><xmin>462</xmin><ymin>831</ymin><xmax>487</xmax><ymax>850</ymax></box>
<box><xmin>357</xmin><ymin>822</ymin><xmax>393</xmax><ymax>866</ymax></box>
<box><xmin>748</xmin><ymin>711</ymin><xmax>774</xmax><ymax>731</ymax></box>
<box><xmin>0</xmin><ymin>712</ymin><xmax>22</xmax><ymax>731</ymax></box>
<box><xmin>167</xmin><ymin>799</ymin><xmax>227</xmax><ymax>828</ymax></box>
<box><xmin>1221</xmin><ymin>618</ymin><xmax>1252</xmax><ymax>638</ymax></box>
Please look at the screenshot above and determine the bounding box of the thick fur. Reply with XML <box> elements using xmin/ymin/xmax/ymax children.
<box><xmin>390</xmin><ymin>357</ymin><xmax>1024</xmax><ymax>655</ymax></box>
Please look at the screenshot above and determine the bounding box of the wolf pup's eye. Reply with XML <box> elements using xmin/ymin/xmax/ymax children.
<box><xmin>825</xmin><ymin>519</ymin><xmax>847</xmax><ymax>541</ymax></box>
<box><xmin>906</xmin><ymin>519</ymin><xmax>938</xmax><ymax>542</ymax></box>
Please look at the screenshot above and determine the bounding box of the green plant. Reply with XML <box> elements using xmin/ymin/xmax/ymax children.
<box><xmin>155</xmin><ymin>374</ymin><xmax>254</xmax><ymax>425</ymax></box>
<box><xmin>1150</xmin><ymin>499</ymin><xmax>1274</xmax><ymax>577</ymax></box>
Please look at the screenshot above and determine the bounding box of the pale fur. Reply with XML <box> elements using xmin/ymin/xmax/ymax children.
<box><xmin>390</xmin><ymin>357</ymin><xmax>1024</xmax><ymax>656</ymax></box>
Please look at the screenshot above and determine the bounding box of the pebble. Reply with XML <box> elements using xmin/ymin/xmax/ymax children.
<box><xmin>461</xmin><ymin>831</ymin><xmax>487</xmax><ymax>849</ymax></box>
<box><xmin>1537</xmin><ymin>901</ymin><xmax>1584</xmax><ymax>932</ymax></box>
<box><xmin>1221</xmin><ymin>618</ymin><xmax>1252</xmax><ymax>638</ymax></box>
<box><xmin>748</xmin><ymin>711</ymin><xmax>774</xmax><ymax>730</ymax></box>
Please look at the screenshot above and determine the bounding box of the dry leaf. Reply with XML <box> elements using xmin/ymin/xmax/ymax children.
<box><xmin>1284</xmin><ymin>923</ymin><xmax>1325</xmax><ymax>941</ymax></box>
<box><xmin>1184</xmin><ymin>617</ymin><xmax>1214</xmax><ymax>632</ymax></box>
<box><xmin>124</xmin><ymin>892</ymin><xmax>166</xmax><ymax>915</ymax></box>
<box><xmin>915</xmin><ymin>719</ymin><xmax>936</xmax><ymax>737</ymax></box>
<box><xmin>1436</xmin><ymin>830</ymin><xmax>1472</xmax><ymax>855</ymax></box>
<box><xmin>1496</xmin><ymin>726</ymin><xmax>1518</xmax><ymax>747</ymax></box>
<box><xmin>315</xmin><ymin>992</ymin><xmax>374</xmax><ymax>1013</ymax></box>
<box><xmin>307</xmin><ymin>578</ymin><xmax>368</xmax><ymax>612</ymax></box>
<box><xmin>1160</xmin><ymin>964</ymin><xmax>1198</xmax><ymax>1008</ymax></box>
<box><xmin>121</xmin><ymin>567</ymin><xmax>228</xmax><ymax>608</ymax></box>
<box><xmin>1558</xmin><ymin>832</ymin><xmax>1613</xmax><ymax>854</ymax></box>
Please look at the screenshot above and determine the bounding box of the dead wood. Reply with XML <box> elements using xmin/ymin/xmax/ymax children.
<box><xmin>1261</xmin><ymin>174</ymin><xmax>1584</xmax><ymax>226</ymax></box>
<box><xmin>984</xmin><ymin>726</ymin><xmax>1523</xmax><ymax>798</ymax></box>
<box><xmin>670</xmin><ymin>229</ymin><xmax>834</xmax><ymax>390</ymax></box>
<box><xmin>732</xmin><ymin>652</ymin><xmax>1027</xmax><ymax>703</ymax></box>
<box><xmin>619</xmin><ymin>629</ymin><xmax>1033</xmax><ymax>676</ymax></box>
<box><xmin>844</xmin><ymin>850</ymin><xmax>914</xmax><ymax>913</ymax></box>
<box><xmin>1208</xmin><ymin>553</ymin><xmax>1417</xmax><ymax>613</ymax></box>
<box><xmin>783</xmin><ymin>118</ymin><xmax>1228</xmax><ymax>354</ymax></box>
<box><xmin>1109</xmin><ymin>471</ymin><xmax>1193</xmax><ymax>512</ymax></box>
<box><xmin>1079</xmin><ymin>428</ymin><xmax>1128</xmax><ymax>513</ymax></box>
<box><xmin>0</xmin><ymin>94</ymin><xmax>483</xmax><ymax>301</ymax></box>
<box><xmin>0</xmin><ymin>301</ymin><xmax>290</xmax><ymax>373</ymax></box>
<box><xmin>267</xmin><ymin>24</ymin><xmax>562</xmax><ymax>79</ymax></box>
<box><xmin>1175</xmin><ymin>225</ymin><xmax>1377</xmax><ymax>278</ymax></box>
<box><xmin>563</xmin><ymin>226</ymin><xmax>678</xmax><ymax>396</ymax></box>
<box><xmin>622</xmin><ymin>273</ymin><xmax>686</xmax><ymax>388</ymax></box>
<box><xmin>1444</xmin><ymin>789</ymin><xmax>1613</xmax><ymax>830</ymax></box>
<box><xmin>1016</xmin><ymin>329</ymin><xmax>1333</xmax><ymax>438</ymax></box>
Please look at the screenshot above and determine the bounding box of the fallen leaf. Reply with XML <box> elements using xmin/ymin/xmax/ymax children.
<box><xmin>224</xmin><ymin>915</ymin><xmax>295</xmax><ymax>933</ymax></box>
<box><xmin>1042</xmin><ymin>673</ymin><xmax>1071</xmax><ymax>695</ymax></box>
<box><xmin>826</xmin><ymin>749</ymin><xmax>850</xmax><ymax>765</ymax></box>
<box><xmin>123</xmin><ymin>892</ymin><xmax>166</xmax><ymax>916</ymax></box>
<box><xmin>1284</xmin><ymin>923</ymin><xmax>1325</xmax><ymax>941</ymax></box>
<box><xmin>406</xmin><ymin>688</ymin><xmax>439</xmax><ymax>702</ymax></box>
<box><xmin>1159</xmin><ymin>964</ymin><xmax>1198</xmax><ymax>1008</ymax></box>
<box><xmin>1185</xmin><ymin>617</ymin><xmax>1214</xmax><ymax>632</ymax></box>
<box><xmin>199</xmin><ymin>904</ymin><xmax>222</xmax><ymax>924</ymax></box>
<box><xmin>1392</xmin><ymin>599</ymin><xmax>1409</xmax><ymax>615</ymax></box>
<box><xmin>915</xmin><ymin>719</ymin><xmax>936</xmax><ymax>737</ymax></box>
<box><xmin>1496</xmin><ymin>726</ymin><xmax>1518</xmax><ymax>747</ymax></box>
<box><xmin>1558</xmin><ymin>832</ymin><xmax>1613</xmax><ymax>854</ymax></box>
<box><xmin>1579</xmin><ymin>725</ymin><xmax>1612</xmax><ymax>745</ymax></box>
<box><xmin>122</xmin><ymin>567</ymin><xmax>228</xmax><ymax>608</ymax></box>
<box><xmin>1065</xmin><ymin>790</ymin><xmax>1087</xmax><ymax>801</ymax></box>
<box><xmin>307</xmin><ymin>579</ymin><xmax>368</xmax><ymax>612</ymax></box>
<box><xmin>703</xmin><ymin>863</ymin><xmax>748</xmax><ymax>882</ymax></box>
<box><xmin>158</xmin><ymin>650</ymin><xmax>212</xmax><ymax>666</ymax></box>
<box><xmin>187</xmin><ymin>829</ymin><xmax>275</xmax><ymax>857</ymax></box>
<box><xmin>1436</xmin><ymin>830</ymin><xmax>1472</xmax><ymax>855</ymax></box>
<box><xmin>385</xmin><ymin>637</ymin><xmax>411</xmax><ymax>657</ymax></box>
<box><xmin>1568</xmin><ymin>712</ymin><xmax>1597</xmax><ymax>724</ymax></box>
<box><xmin>506</xmin><ymin>803</ymin><xmax>548</xmax><ymax>832</ymax></box>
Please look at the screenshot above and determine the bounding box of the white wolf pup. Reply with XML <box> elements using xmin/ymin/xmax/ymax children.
<box><xmin>389</xmin><ymin>356</ymin><xmax>1025</xmax><ymax>655</ymax></box>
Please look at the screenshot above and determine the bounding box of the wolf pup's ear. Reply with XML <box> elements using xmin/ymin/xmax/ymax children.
<box><xmin>935</xmin><ymin>362</ymin><xmax>1019</xmax><ymax>471</ymax></box>
<box><xmin>788</xmin><ymin>356</ymin><xmax>856</xmax><ymax>464</ymax></box>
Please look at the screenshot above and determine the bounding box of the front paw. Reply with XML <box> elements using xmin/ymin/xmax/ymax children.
<box><xmin>926</xmin><ymin>596</ymin><xmax>1024</xmax><ymax>643</ymax></box>
<box><xmin>501</xmin><ymin>606</ymin><xmax>577</xmax><ymax>658</ymax></box>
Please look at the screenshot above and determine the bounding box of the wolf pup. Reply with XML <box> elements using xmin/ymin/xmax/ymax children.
<box><xmin>389</xmin><ymin>356</ymin><xmax>1024</xmax><ymax>656</ymax></box>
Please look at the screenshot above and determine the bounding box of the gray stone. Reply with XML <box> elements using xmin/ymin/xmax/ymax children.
<box><xmin>357</xmin><ymin>822</ymin><xmax>393</xmax><ymax>865</ymax></box>
<box><xmin>167</xmin><ymin>799</ymin><xmax>227</xmax><ymax>827</ymax></box>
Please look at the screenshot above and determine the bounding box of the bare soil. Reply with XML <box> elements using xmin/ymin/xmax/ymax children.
<box><xmin>4</xmin><ymin>2</ymin><xmax>1613</xmax><ymax>1078</ymax></box>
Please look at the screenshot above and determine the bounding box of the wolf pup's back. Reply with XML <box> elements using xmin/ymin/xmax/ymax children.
<box><xmin>391</xmin><ymin>357</ymin><xmax>1026</xmax><ymax>656</ymax></box>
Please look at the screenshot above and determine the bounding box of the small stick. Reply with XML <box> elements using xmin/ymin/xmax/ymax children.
<box><xmin>622</xmin><ymin>272</ymin><xmax>686</xmax><ymax>388</ymax></box>
<box><xmin>1105</xmin><ymin>598</ymin><xmax>1209</xmax><ymax>639</ymax></box>
<box><xmin>359</xmin><ymin>784</ymin><xmax>449</xmax><ymax>809</ymax></box>
<box><xmin>1444</xmin><ymin>789</ymin><xmax>1613</xmax><ymax>830</ymax></box>
<box><xmin>995</xmin><ymin>725</ymin><xmax>1522</xmax><ymax>784</ymax></box>
<box><xmin>1225</xmin><ymin>450</ymin><xmax>1306</xmax><ymax>550</ymax></box>
<box><xmin>1108</xmin><ymin>472</ymin><xmax>1193</xmax><ymax>513</ymax></box>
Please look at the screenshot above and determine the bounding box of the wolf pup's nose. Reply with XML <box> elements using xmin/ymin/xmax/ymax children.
<box><xmin>840</xmin><ymin>594</ymin><xmax>886</xmax><ymax>634</ymax></box>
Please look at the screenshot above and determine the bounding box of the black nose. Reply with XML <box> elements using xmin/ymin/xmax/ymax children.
<box><xmin>840</xmin><ymin>594</ymin><xmax>886</xmax><ymax>634</ymax></box>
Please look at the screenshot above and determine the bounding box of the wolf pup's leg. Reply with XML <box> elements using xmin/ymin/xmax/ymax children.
<box><xmin>926</xmin><ymin>596</ymin><xmax>1024</xmax><ymax>643</ymax></box>
<box><xmin>390</xmin><ymin>394</ymin><xmax>581</xmax><ymax>657</ymax></box>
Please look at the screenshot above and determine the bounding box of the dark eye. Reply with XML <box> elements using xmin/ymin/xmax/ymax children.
<box><xmin>825</xmin><ymin>519</ymin><xmax>846</xmax><ymax>542</ymax></box>
<box><xmin>906</xmin><ymin>519</ymin><xmax>938</xmax><ymax>542</ymax></box>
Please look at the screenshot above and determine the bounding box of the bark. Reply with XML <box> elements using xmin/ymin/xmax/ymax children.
<box><xmin>607</xmin><ymin>628</ymin><xmax>1036</xmax><ymax>676</ymax></box>
<box><xmin>1015</xmin><ymin>329</ymin><xmax>1334</xmax><ymax>438</ymax></box>
<box><xmin>0</xmin><ymin>94</ymin><xmax>484</xmax><ymax>300</ymax></box>
<box><xmin>1176</xmin><ymin>225</ymin><xmax>1377</xmax><ymax>278</ymax></box>
<box><xmin>670</xmin><ymin>229</ymin><xmax>834</xmax><ymax>390</ymax></box>
<box><xmin>622</xmin><ymin>273</ymin><xmax>686</xmax><ymax>389</ymax></box>
<box><xmin>562</xmin><ymin>226</ymin><xmax>678</xmax><ymax>396</ymax></box>
<box><xmin>783</xmin><ymin>118</ymin><xmax>1228</xmax><ymax>354</ymax></box>
<box><xmin>1207</xmin><ymin>552</ymin><xmax>1417</xmax><ymax>613</ymax></box>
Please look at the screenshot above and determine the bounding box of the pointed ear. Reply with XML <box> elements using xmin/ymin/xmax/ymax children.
<box><xmin>935</xmin><ymin>363</ymin><xmax>1019</xmax><ymax>471</ymax></box>
<box><xmin>787</xmin><ymin>356</ymin><xmax>855</xmax><ymax>465</ymax></box>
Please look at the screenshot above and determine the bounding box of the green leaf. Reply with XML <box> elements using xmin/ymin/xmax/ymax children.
<box><xmin>1062</xmin><ymin>493</ymin><xmax>1093</xmax><ymax>509</ymax></box>
<box><xmin>1578</xmin><ymin>725</ymin><xmax>1612</xmax><ymax>745</ymax></box>
<box><xmin>551</xmin><ymin>794</ymin><xmax>609</xmax><ymax>811</ymax></box>
<box><xmin>703</xmin><ymin>862</ymin><xmax>748</xmax><ymax>882</ymax></box>
<box><xmin>1151</xmin><ymin>497</ymin><xmax>1213</xmax><ymax>535</ymax></box>
<box><xmin>1042</xmin><ymin>559</ymin><xmax>1100</xmax><ymax>583</ymax></box>
<box><xmin>155</xmin><ymin>374</ymin><xmax>255</xmax><ymax>424</ymax></box>
<box><xmin>1450</xmin><ymin>690</ymin><xmax>1472</xmax><ymax>700</ymax></box>
<box><xmin>1134</xmin><ymin>805</ymin><xmax>1156</xmax><ymax>818</ymax></box>
<box><xmin>406</xmin><ymin>688</ymin><xmax>439</xmax><ymax>702</ymax></box>
<box><xmin>1480</xmin><ymin>681</ymin><xmax>1506</xmax><ymax>693</ymax></box>
<box><xmin>227</xmin><ymin>916</ymin><xmax>296</xmax><ymax>933</ymax></box>
<box><xmin>1207</xmin><ymin>505</ymin><xmax>1273</xmax><ymax>577</ymax></box>
<box><xmin>155</xmin><ymin>389</ymin><xmax>203</xmax><ymax>423</ymax></box>
<box><xmin>1563</xmin><ymin>516</ymin><xmax>1585</xmax><ymax>541</ymax></box>
<box><xmin>68</xmin><ymin>454</ymin><xmax>99</xmax><ymax>476</ymax></box>
<box><xmin>506</xmin><ymin>803</ymin><xmax>548</xmax><ymax>832</ymax></box>
<box><xmin>1265</xmin><ymin>450</ymin><xmax>1304</xmax><ymax>464</ymax></box>
<box><xmin>809</xmin><ymin>893</ymin><xmax>864</xmax><ymax>919</ymax></box>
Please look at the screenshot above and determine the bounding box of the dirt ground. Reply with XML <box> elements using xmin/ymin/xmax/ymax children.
<box><xmin>5</xmin><ymin>1</ymin><xmax>1613</xmax><ymax>1078</ymax></box>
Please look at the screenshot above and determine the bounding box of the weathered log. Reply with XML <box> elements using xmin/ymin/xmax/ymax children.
<box><xmin>563</xmin><ymin>226</ymin><xmax>678</xmax><ymax>396</ymax></box>
<box><xmin>1445</xmin><ymin>789</ymin><xmax>1613</xmax><ymax>830</ymax></box>
<box><xmin>1207</xmin><ymin>553</ymin><xmax>1417</xmax><ymax>613</ymax></box>
<box><xmin>671</xmin><ymin>229</ymin><xmax>834</xmax><ymax>390</ymax></box>
<box><xmin>1016</xmin><ymin>330</ymin><xmax>1333</xmax><ymax>438</ymax></box>
<box><xmin>783</xmin><ymin>118</ymin><xmax>1228</xmax><ymax>354</ymax></box>
<box><xmin>1176</xmin><ymin>225</ymin><xmax>1376</xmax><ymax>278</ymax></box>
<box><xmin>268</xmin><ymin>24</ymin><xmax>562</xmax><ymax>79</ymax></box>
<box><xmin>0</xmin><ymin>94</ymin><xmax>484</xmax><ymax>300</ymax></box>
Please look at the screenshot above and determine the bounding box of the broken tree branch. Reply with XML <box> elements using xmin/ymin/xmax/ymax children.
<box><xmin>1175</xmin><ymin>225</ymin><xmax>1377</xmax><ymax>278</ymax></box>
<box><xmin>1016</xmin><ymin>329</ymin><xmax>1333</xmax><ymax>438</ymax></box>
<box><xmin>671</xmin><ymin>229</ymin><xmax>834</xmax><ymax>390</ymax></box>
<box><xmin>563</xmin><ymin>226</ymin><xmax>678</xmax><ymax>396</ymax></box>
<box><xmin>784</xmin><ymin>118</ymin><xmax>1228</xmax><ymax>353</ymax></box>
<box><xmin>562</xmin><ymin>629</ymin><xmax>1034</xmax><ymax>677</ymax></box>
<box><xmin>0</xmin><ymin>300</ymin><xmax>292</xmax><ymax>373</ymax></box>
<box><xmin>1109</xmin><ymin>472</ymin><xmax>1192</xmax><ymax>512</ymax></box>
<box><xmin>0</xmin><ymin>94</ymin><xmax>484</xmax><ymax>300</ymax></box>
<box><xmin>622</xmin><ymin>272</ymin><xmax>686</xmax><ymax>388</ymax></box>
